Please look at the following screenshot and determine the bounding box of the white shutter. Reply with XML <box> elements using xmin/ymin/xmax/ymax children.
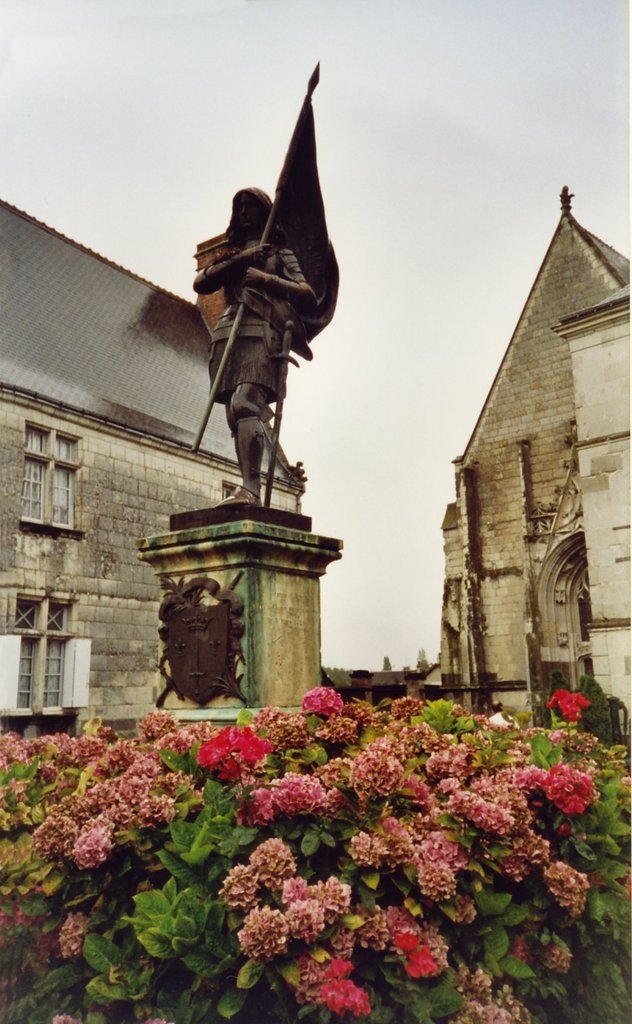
<box><xmin>62</xmin><ymin>638</ymin><xmax>91</xmax><ymax>708</ymax></box>
<box><xmin>0</xmin><ymin>635</ymin><xmax>22</xmax><ymax>709</ymax></box>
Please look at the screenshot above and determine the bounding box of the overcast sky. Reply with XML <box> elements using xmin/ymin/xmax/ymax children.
<box><xmin>1</xmin><ymin>0</ymin><xmax>628</xmax><ymax>671</ymax></box>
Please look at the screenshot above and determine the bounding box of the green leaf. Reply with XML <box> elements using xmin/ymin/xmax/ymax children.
<box><xmin>429</xmin><ymin>983</ymin><xmax>463</xmax><ymax>1018</ymax></box>
<box><xmin>133</xmin><ymin>888</ymin><xmax>172</xmax><ymax>919</ymax></box>
<box><xmin>236</xmin><ymin>707</ymin><xmax>253</xmax><ymax>727</ymax></box>
<box><xmin>341</xmin><ymin>913</ymin><xmax>367</xmax><ymax>930</ymax></box>
<box><xmin>136</xmin><ymin>927</ymin><xmax>174</xmax><ymax>959</ymax></box>
<box><xmin>530</xmin><ymin>732</ymin><xmax>562</xmax><ymax>768</ymax></box>
<box><xmin>570</xmin><ymin>836</ymin><xmax>598</xmax><ymax>862</ymax></box>
<box><xmin>277</xmin><ymin>960</ymin><xmax>301</xmax><ymax>985</ymax></box>
<box><xmin>361</xmin><ymin>870</ymin><xmax>381</xmax><ymax>890</ymax></box>
<box><xmin>158</xmin><ymin>848</ymin><xmax>205</xmax><ymax>886</ymax></box>
<box><xmin>474</xmin><ymin>890</ymin><xmax>512</xmax><ymax>916</ymax></box>
<box><xmin>171</xmin><ymin>934</ymin><xmax>198</xmax><ymax>954</ymax></box>
<box><xmin>420</xmin><ymin>699</ymin><xmax>457</xmax><ymax>734</ymax></box>
<box><xmin>217</xmin><ymin>987</ymin><xmax>248</xmax><ymax>1019</ymax></box>
<box><xmin>320</xmin><ymin>830</ymin><xmax>337</xmax><ymax>848</ymax></box>
<box><xmin>85</xmin><ymin>976</ymin><xmax>129</xmax><ymax>1005</ymax></box>
<box><xmin>236</xmin><ymin>959</ymin><xmax>264</xmax><ymax>989</ymax></box>
<box><xmin>484</xmin><ymin>925</ymin><xmax>510</xmax><ymax>960</ymax></box>
<box><xmin>498</xmin><ymin>904</ymin><xmax>528</xmax><ymax>926</ymax></box>
<box><xmin>301</xmin><ymin>830</ymin><xmax>321</xmax><ymax>856</ymax></box>
<box><xmin>500</xmin><ymin>955</ymin><xmax>536</xmax><ymax>980</ymax></box>
<box><xmin>83</xmin><ymin>933</ymin><xmax>123</xmax><ymax>974</ymax></box>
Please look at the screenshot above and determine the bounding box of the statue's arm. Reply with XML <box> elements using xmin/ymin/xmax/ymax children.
<box><xmin>193</xmin><ymin>245</ymin><xmax>270</xmax><ymax>295</ymax></box>
<box><xmin>244</xmin><ymin>250</ymin><xmax>315</xmax><ymax>310</ymax></box>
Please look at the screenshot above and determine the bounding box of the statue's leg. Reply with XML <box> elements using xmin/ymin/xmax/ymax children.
<box><xmin>228</xmin><ymin>383</ymin><xmax>267</xmax><ymax>503</ymax></box>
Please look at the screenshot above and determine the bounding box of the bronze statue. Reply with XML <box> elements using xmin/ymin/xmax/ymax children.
<box><xmin>191</xmin><ymin>65</ymin><xmax>338</xmax><ymax>507</ymax></box>
<box><xmin>193</xmin><ymin>188</ymin><xmax>316</xmax><ymax>505</ymax></box>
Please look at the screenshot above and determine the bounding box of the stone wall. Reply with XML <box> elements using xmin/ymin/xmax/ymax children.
<box><xmin>0</xmin><ymin>392</ymin><xmax>301</xmax><ymax>733</ymax></box>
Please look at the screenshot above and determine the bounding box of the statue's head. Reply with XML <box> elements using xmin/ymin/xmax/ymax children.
<box><xmin>227</xmin><ymin>188</ymin><xmax>282</xmax><ymax>244</ymax></box>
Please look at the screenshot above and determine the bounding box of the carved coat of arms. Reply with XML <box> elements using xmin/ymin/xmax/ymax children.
<box><xmin>157</xmin><ymin>575</ymin><xmax>245</xmax><ymax>707</ymax></box>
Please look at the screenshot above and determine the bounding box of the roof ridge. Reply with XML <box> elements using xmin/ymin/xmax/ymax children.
<box><xmin>565</xmin><ymin>212</ymin><xmax>629</xmax><ymax>286</ymax></box>
<box><xmin>0</xmin><ymin>195</ymin><xmax>196</xmax><ymax>307</ymax></box>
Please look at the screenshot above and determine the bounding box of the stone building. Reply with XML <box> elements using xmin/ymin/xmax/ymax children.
<box><xmin>0</xmin><ymin>200</ymin><xmax>304</xmax><ymax>736</ymax></box>
<box><xmin>440</xmin><ymin>189</ymin><xmax>629</xmax><ymax>722</ymax></box>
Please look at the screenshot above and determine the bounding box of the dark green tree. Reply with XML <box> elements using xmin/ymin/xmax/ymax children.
<box><xmin>578</xmin><ymin>673</ymin><xmax>613</xmax><ymax>744</ymax></box>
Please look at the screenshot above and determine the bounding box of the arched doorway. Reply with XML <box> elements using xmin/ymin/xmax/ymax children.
<box><xmin>537</xmin><ymin>532</ymin><xmax>592</xmax><ymax>690</ymax></box>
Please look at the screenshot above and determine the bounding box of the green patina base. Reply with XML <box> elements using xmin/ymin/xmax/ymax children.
<box><xmin>137</xmin><ymin>506</ymin><xmax>342</xmax><ymax>719</ymax></box>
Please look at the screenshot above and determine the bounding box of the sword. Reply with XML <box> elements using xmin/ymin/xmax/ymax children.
<box><xmin>191</xmin><ymin>64</ymin><xmax>320</xmax><ymax>454</ymax></box>
<box><xmin>264</xmin><ymin>322</ymin><xmax>299</xmax><ymax>507</ymax></box>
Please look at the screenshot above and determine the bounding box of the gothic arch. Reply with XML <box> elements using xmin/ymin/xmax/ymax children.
<box><xmin>537</xmin><ymin>532</ymin><xmax>593</xmax><ymax>689</ymax></box>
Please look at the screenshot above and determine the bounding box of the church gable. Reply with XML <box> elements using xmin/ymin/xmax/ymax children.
<box><xmin>440</xmin><ymin>191</ymin><xmax>629</xmax><ymax>710</ymax></box>
<box><xmin>463</xmin><ymin>194</ymin><xmax>628</xmax><ymax>474</ymax></box>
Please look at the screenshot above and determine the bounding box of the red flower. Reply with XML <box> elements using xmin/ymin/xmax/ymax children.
<box><xmin>197</xmin><ymin>726</ymin><xmax>272</xmax><ymax>781</ymax></box>
<box><xmin>542</xmin><ymin>763</ymin><xmax>596</xmax><ymax>815</ymax></box>
<box><xmin>546</xmin><ymin>689</ymin><xmax>591</xmax><ymax>723</ymax></box>
<box><xmin>320</xmin><ymin>978</ymin><xmax>371</xmax><ymax>1017</ymax></box>
<box><xmin>394</xmin><ymin>931</ymin><xmax>419</xmax><ymax>953</ymax></box>
<box><xmin>404</xmin><ymin>944</ymin><xmax>438</xmax><ymax>978</ymax></box>
<box><xmin>324</xmin><ymin>958</ymin><xmax>354</xmax><ymax>980</ymax></box>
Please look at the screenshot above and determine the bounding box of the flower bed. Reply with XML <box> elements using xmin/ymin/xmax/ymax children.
<box><xmin>0</xmin><ymin>692</ymin><xmax>629</xmax><ymax>1024</ymax></box>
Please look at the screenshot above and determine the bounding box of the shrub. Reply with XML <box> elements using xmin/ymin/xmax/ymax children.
<box><xmin>578</xmin><ymin>674</ymin><xmax>613</xmax><ymax>745</ymax></box>
<box><xmin>0</xmin><ymin>696</ymin><xmax>629</xmax><ymax>1024</ymax></box>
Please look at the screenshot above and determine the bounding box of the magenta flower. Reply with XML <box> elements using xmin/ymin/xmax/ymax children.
<box><xmin>302</xmin><ymin>686</ymin><xmax>344</xmax><ymax>717</ymax></box>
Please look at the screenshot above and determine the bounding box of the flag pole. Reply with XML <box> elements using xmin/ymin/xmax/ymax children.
<box><xmin>191</xmin><ymin>64</ymin><xmax>320</xmax><ymax>455</ymax></box>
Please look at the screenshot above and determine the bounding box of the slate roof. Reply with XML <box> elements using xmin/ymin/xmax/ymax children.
<box><xmin>0</xmin><ymin>198</ymin><xmax>235</xmax><ymax>459</ymax></box>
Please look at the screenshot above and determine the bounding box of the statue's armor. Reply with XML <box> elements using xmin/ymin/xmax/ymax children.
<box><xmin>209</xmin><ymin>247</ymin><xmax>307</xmax><ymax>402</ymax></box>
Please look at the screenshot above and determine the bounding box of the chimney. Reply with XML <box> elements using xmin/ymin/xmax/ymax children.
<box><xmin>193</xmin><ymin>232</ymin><xmax>230</xmax><ymax>329</ymax></box>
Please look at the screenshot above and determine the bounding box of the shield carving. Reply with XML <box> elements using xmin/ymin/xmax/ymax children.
<box><xmin>157</xmin><ymin>575</ymin><xmax>245</xmax><ymax>707</ymax></box>
<box><xmin>166</xmin><ymin>602</ymin><xmax>230</xmax><ymax>705</ymax></box>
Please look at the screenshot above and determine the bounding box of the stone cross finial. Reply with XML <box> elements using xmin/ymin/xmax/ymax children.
<box><xmin>560</xmin><ymin>186</ymin><xmax>574</xmax><ymax>213</ymax></box>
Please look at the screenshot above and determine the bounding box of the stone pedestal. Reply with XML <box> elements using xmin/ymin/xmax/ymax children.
<box><xmin>137</xmin><ymin>506</ymin><xmax>342</xmax><ymax>718</ymax></box>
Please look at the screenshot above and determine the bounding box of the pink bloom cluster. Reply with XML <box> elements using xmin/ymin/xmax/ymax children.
<box><xmin>547</xmin><ymin>688</ymin><xmax>591</xmax><ymax>723</ymax></box>
<box><xmin>32</xmin><ymin>745</ymin><xmax>187</xmax><ymax>868</ymax></box>
<box><xmin>58</xmin><ymin>912</ymin><xmax>89</xmax><ymax>958</ymax></box>
<box><xmin>320</xmin><ymin>959</ymin><xmax>371</xmax><ymax>1018</ymax></box>
<box><xmin>244</xmin><ymin>772</ymin><xmax>330</xmax><ymax>825</ymax></box>
<box><xmin>349</xmin><ymin>737</ymin><xmax>406</xmax><ymax>797</ymax></box>
<box><xmin>302</xmin><ymin>686</ymin><xmax>345</xmax><ymax>717</ymax></box>
<box><xmin>541</xmin><ymin>763</ymin><xmax>597</xmax><ymax>815</ymax></box>
<box><xmin>223</xmin><ymin>837</ymin><xmax>353</xmax><ymax>961</ymax></box>
<box><xmin>72</xmin><ymin>821</ymin><xmax>114</xmax><ymax>869</ymax></box>
<box><xmin>197</xmin><ymin>725</ymin><xmax>272</xmax><ymax>781</ymax></box>
<box><xmin>543</xmin><ymin>860</ymin><xmax>591</xmax><ymax>917</ymax></box>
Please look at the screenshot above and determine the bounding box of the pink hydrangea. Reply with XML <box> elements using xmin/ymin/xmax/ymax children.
<box><xmin>238</xmin><ymin>906</ymin><xmax>290</xmax><ymax>961</ymax></box>
<box><xmin>309</xmin><ymin>876</ymin><xmax>352</xmax><ymax>921</ymax></box>
<box><xmin>72</xmin><ymin>823</ymin><xmax>114</xmax><ymax>869</ymax></box>
<box><xmin>248</xmin><ymin>837</ymin><xmax>297</xmax><ymax>887</ymax></box>
<box><xmin>302</xmin><ymin>686</ymin><xmax>344</xmax><ymax>717</ymax></box>
<box><xmin>349</xmin><ymin>737</ymin><xmax>406</xmax><ymax>797</ymax></box>
<box><xmin>219</xmin><ymin>863</ymin><xmax>260</xmax><ymax>910</ymax></box>
<box><xmin>270</xmin><ymin>773</ymin><xmax>328</xmax><ymax>817</ymax></box>
<box><xmin>58</xmin><ymin>912</ymin><xmax>89</xmax><ymax>958</ymax></box>
<box><xmin>543</xmin><ymin>860</ymin><xmax>590</xmax><ymax>917</ymax></box>
<box><xmin>284</xmin><ymin>898</ymin><xmax>326</xmax><ymax>941</ymax></box>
